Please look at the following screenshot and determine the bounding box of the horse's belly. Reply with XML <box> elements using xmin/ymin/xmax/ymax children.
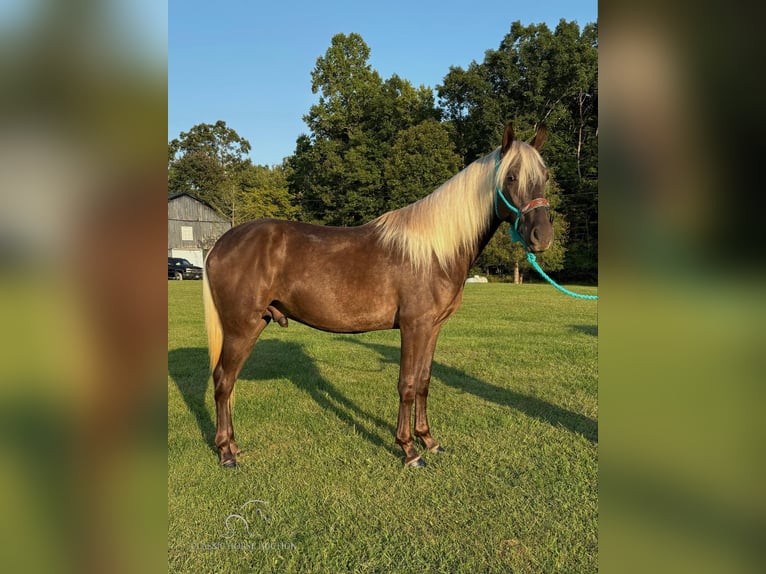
<box><xmin>262</xmin><ymin>223</ymin><xmax>404</xmax><ymax>332</ymax></box>
<box><xmin>278</xmin><ymin>289</ymin><xmax>398</xmax><ymax>333</ymax></box>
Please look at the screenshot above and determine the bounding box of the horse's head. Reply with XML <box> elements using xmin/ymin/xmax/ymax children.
<box><xmin>495</xmin><ymin>123</ymin><xmax>554</xmax><ymax>253</ymax></box>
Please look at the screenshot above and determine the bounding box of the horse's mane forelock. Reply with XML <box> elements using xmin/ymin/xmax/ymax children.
<box><xmin>372</xmin><ymin>141</ymin><xmax>545</xmax><ymax>273</ymax></box>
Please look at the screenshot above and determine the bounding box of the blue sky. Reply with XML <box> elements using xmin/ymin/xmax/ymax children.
<box><xmin>169</xmin><ymin>1</ymin><xmax>597</xmax><ymax>166</ymax></box>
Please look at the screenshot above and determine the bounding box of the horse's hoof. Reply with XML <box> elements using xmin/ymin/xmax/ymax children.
<box><xmin>405</xmin><ymin>457</ymin><xmax>426</xmax><ymax>468</ymax></box>
<box><xmin>430</xmin><ymin>445</ymin><xmax>445</xmax><ymax>454</ymax></box>
<box><xmin>221</xmin><ymin>459</ymin><xmax>238</xmax><ymax>469</ymax></box>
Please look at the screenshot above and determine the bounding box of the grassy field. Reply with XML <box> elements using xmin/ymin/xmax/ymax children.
<box><xmin>168</xmin><ymin>281</ymin><xmax>598</xmax><ymax>573</ymax></box>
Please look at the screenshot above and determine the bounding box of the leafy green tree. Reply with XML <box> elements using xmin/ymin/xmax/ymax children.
<box><xmin>305</xmin><ymin>32</ymin><xmax>382</xmax><ymax>141</ymax></box>
<box><xmin>370</xmin><ymin>75</ymin><xmax>441</xmax><ymax>143</ymax></box>
<box><xmin>438</xmin><ymin>61</ymin><xmax>503</xmax><ymax>163</ymax></box>
<box><xmin>290</xmin><ymin>34</ymin><xmax>383</xmax><ymax>225</ymax></box>
<box><xmin>168</xmin><ymin>120</ymin><xmax>252</xmax><ymax>224</ymax></box>
<box><xmin>238</xmin><ymin>163</ymin><xmax>297</xmax><ymax>222</ymax></box>
<box><xmin>383</xmin><ymin>120</ymin><xmax>462</xmax><ymax>209</ymax></box>
<box><xmin>169</xmin><ymin>121</ymin><xmax>297</xmax><ymax>226</ymax></box>
<box><xmin>289</xmin><ymin>33</ymin><xmax>457</xmax><ymax>226</ymax></box>
<box><xmin>168</xmin><ymin>149</ymin><xmax>225</xmax><ymax>202</ymax></box>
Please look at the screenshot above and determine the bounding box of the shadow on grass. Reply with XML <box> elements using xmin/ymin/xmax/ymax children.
<box><xmin>339</xmin><ymin>337</ymin><xmax>598</xmax><ymax>443</ymax></box>
<box><xmin>168</xmin><ymin>347</ymin><xmax>216</xmax><ymax>454</ymax></box>
<box><xmin>168</xmin><ymin>341</ymin><xmax>400</xmax><ymax>461</ymax></box>
<box><xmin>571</xmin><ymin>324</ymin><xmax>598</xmax><ymax>337</ymax></box>
<box><xmin>169</xmin><ymin>332</ymin><xmax>596</xmax><ymax>462</ymax></box>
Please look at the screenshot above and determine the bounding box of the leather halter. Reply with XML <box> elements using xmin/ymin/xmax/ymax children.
<box><xmin>518</xmin><ymin>197</ymin><xmax>550</xmax><ymax>217</ymax></box>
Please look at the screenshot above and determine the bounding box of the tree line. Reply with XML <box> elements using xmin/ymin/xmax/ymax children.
<box><xmin>168</xmin><ymin>20</ymin><xmax>597</xmax><ymax>282</ymax></box>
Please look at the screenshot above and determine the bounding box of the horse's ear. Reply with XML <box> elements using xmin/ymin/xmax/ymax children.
<box><xmin>501</xmin><ymin>122</ymin><xmax>514</xmax><ymax>155</ymax></box>
<box><xmin>531</xmin><ymin>124</ymin><xmax>547</xmax><ymax>151</ymax></box>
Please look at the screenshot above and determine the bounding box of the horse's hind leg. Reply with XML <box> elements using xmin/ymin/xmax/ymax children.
<box><xmin>213</xmin><ymin>318</ymin><xmax>269</xmax><ymax>467</ymax></box>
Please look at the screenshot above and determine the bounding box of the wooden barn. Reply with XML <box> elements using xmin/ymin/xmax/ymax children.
<box><xmin>168</xmin><ymin>193</ymin><xmax>231</xmax><ymax>268</ymax></box>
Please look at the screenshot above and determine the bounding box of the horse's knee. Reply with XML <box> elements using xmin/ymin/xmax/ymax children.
<box><xmin>398</xmin><ymin>378</ymin><xmax>416</xmax><ymax>401</ymax></box>
<box><xmin>214</xmin><ymin>383</ymin><xmax>232</xmax><ymax>401</ymax></box>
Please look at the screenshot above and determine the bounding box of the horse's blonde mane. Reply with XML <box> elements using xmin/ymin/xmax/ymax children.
<box><xmin>372</xmin><ymin>141</ymin><xmax>546</xmax><ymax>273</ymax></box>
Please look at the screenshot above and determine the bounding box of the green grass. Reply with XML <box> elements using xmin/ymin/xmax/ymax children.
<box><xmin>168</xmin><ymin>281</ymin><xmax>597</xmax><ymax>573</ymax></box>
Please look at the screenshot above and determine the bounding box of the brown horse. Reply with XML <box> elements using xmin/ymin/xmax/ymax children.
<box><xmin>203</xmin><ymin>123</ymin><xmax>553</xmax><ymax>468</ymax></box>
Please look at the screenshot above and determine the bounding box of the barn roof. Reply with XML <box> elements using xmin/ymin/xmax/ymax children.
<box><xmin>167</xmin><ymin>192</ymin><xmax>218</xmax><ymax>212</ymax></box>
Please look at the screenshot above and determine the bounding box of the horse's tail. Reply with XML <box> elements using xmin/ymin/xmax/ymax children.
<box><xmin>202</xmin><ymin>257</ymin><xmax>223</xmax><ymax>374</ymax></box>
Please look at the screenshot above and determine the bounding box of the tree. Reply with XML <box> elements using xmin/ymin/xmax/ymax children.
<box><xmin>383</xmin><ymin>120</ymin><xmax>462</xmax><ymax>209</ymax></box>
<box><xmin>238</xmin><ymin>163</ymin><xmax>297</xmax><ymax>222</ymax></box>
<box><xmin>305</xmin><ymin>32</ymin><xmax>382</xmax><ymax>141</ymax></box>
<box><xmin>289</xmin><ymin>33</ymin><xmax>454</xmax><ymax>226</ymax></box>
<box><xmin>168</xmin><ymin>120</ymin><xmax>252</xmax><ymax>225</ymax></box>
<box><xmin>289</xmin><ymin>34</ymin><xmax>382</xmax><ymax>225</ymax></box>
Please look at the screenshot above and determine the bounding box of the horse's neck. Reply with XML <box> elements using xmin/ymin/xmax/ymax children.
<box><xmin>475</xmin><ymin>216</ymin><xmax>504</xmax><ymax>262</ymax></box>
<box><xmin>448</xmin><ymin>215</ymin><xmax>503</xmax><ymax>278</ymax></box>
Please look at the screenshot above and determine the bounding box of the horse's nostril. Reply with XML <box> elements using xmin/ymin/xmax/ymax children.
<box><xmin>530</xmin><ymin>227</ymin><xmax>540</xmax><ymax>245</ymax></box>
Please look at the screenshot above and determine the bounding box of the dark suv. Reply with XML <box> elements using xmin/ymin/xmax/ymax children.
<box><xmin>168</xmin><ymin>257</ymin><xmax>203</xmax><ymax>280</ymax></box>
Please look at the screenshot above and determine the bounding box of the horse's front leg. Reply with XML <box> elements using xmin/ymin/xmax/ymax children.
<box><xmin>397</xmin><ymin>325</ymin><xmax>442</xmax><ymax>467</ymax></box>
<box><xmin>395</xmin><ymin>374</ymin><xmax>420</xmax><ymax>467</ymax></box>
<box><xmin>413</xmin><ymin>327</ymin><xmax>445</xmax><ymax>455</ymax></box>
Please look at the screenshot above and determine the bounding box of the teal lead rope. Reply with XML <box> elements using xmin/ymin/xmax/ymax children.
<box><xmin>495</xmin><ymin>152</ymin><xmax>598</xmax><ymax>301</ymax></box>
<box><xmin>523</xmin><ymin>252</ymin><xmax>598</xmax><ymax>300</ymax></box>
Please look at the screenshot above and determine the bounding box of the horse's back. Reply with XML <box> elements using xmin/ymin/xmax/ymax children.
<box><xmin>208</xmin><ymin>218</ymin><xmax>383</xmax><ymax>270</ymax></box>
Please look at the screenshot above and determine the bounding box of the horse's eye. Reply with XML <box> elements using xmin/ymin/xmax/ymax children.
<box><xmin>507</xmin><ymin>174</ymin><xmax>516</xmax><ymax>182</ymax></box>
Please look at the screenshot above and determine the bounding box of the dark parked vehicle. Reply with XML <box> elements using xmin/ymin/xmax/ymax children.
<box><xmin>168</xmin><ymin>257</ymin><xmax>203</xmax><ymax>280</ymax></box>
